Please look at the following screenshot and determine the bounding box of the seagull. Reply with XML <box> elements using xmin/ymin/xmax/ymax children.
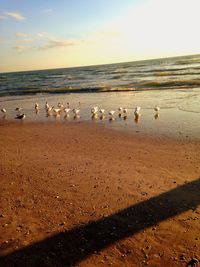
<box><xmin>91</xmin><ymin>113</ymin><xmax>98</xmax><ymax>120</ymax></box>
<box><xmin>134</xmin><ymin>106</ymin><xmax>141</xmax><ymax>116</ymax></box>
<box><xmin>123</xmin><ymin>108</ymin><xmax>128</xmax><ymax>115</ymax></box>
<box><xmin>15</xmin><ymin>107</ymin><xmax>22</xmax><ymax>112</ymax></box>
<box><xmin>118</xmin><ymin>107</ymin><xmax>123</xmax><ymax>117</ymax></box>
<box><xmin>45</xmin><ymin>102</ymin><xmax>49</xmax><ymax>110</ymax></box>
<box><xmin>108</xmin><ymin>110</ymin><xmax>115</xmax><ymax>117</ymax></box>
<box><xmin>118</xmin><ymin>107</ymin><xmax>123</xmax><ymax>113</ymax></box>
<box><xmin>154</xmin><ymin>106</ymin><xmax>160</xmax><ymax>113</ymax></box>
<box><xmin>53</xmin><ymin>108</ymin><xmax>61</xmax><ymax>114</ymax></box>
<box><xmin>15</xmin><ymin>114</ymin><xmax>26</xmax><ymax>120</ymax></box>
<box><xmin>99</xmin><ymin>109</ymin><xmax>105</xmax><ymax>114</ymax></box>
<box><xmin>35</xmin><ymin>103</ymin><xmax>39</xmax><ymax>114</ymax></box>
<box><xmin>58</xmin><ymin>102</ymin><xmax>64</xmax><ymax>109</ymax></box>
<box><xmin>1</xmin><ymin>108</ymin><xmax>6</xmax><ymax>113</ymax></box>
<box><xmin>47</xmin><ymin>106</ymin><xmax>54</xmax><ymax>112</ymax></box>
<box><xmin>72</xmin><ymin>108</ymin><xmax>80</xmax><ymax>115</ymax></box>
<box><xmin>64</xmin><ymin>108</ymin><xmax>70</xmax><ymax>114</ymax></box>
<box><xmin>53</xmin><ymin>108</ymin><xmax>61</xmax><ymax>117</ymax></box>
<box><xmin>91</xmin><ymin>106</ymin><xmax>98</xmax><ymax>115</ymax></box>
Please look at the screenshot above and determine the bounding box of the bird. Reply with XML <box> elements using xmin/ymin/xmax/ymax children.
<box><xmin>154</xmin><ymin>106</ymin><xmax>160</xmax><ymax>113</ymax></box>
<box><xmin>64</xmin><ymin>108</ymin><xmax>70</xmax><ymax>114</ymax></box>
<box><xmin>53</xmin><ymin>108</ymin><xmax>61</xmax><ymax>117</ymax></box>
<box><xmin>47</xmin><ymin>106</ymin><xmax>54</xmax><ymax>112</ymax></box>
<box><xmin>35</xmin><ymin>103</ymin><xmax>39</xmax><ymax>109</ymax></box>
<box><xmin>118</xmin><ymin>107</ymin><xmax>123</xmax><ymax>113</ymax></box>
<box><xmin>108</xmin><ymin>110</ymin><xmax>115</xmax><ymax>118</ymax></box>
<box><xmin>72</xmin><ymin>108</ymin><xmax>80</xmax><ymax>115</ymax></box>
<box><xmin>35</xmin><ymin>103</ymin><xmax>39</xmax><ymax>114</ymax></box>
<box><xmin>45</xmin><ymin>102</ymin><xmax>49</xmax><ymax>110</ymax></box>
<box><xmin>134</xmin><ymin>106</ymin><xmax>141</xmax><ymax>116</ymax></box>
<box><xmin>58</xmin><ymin>102</ymin><xmax>64</xmax><ymax>109</ymax></box>
<box><xmin>1</xmin><ymin>108</ymin><xmax>6</xmax><ymax>113</ymax></box>
<box><xmin>91</xmin><ymin>106</ymin><xmax>98</xmax><ymax>115</ymax></box>
<box><xmin>15</xmin><ymin>107</ymin><xmax>22</xmax><ymax>112</ymax></box>
<box><xmin>91</xmin><ymin>113</ymin><xmax>98</xmax><ymax>120</ymax></box>
<box><xmin>118</xmin><ymin>107</ymin><xmax>123</xmax><ymax>117</ymax></box>
<box><xmin>99</xmin><ymin>109</ymin><xmax>105</xmax><ymax>114</ymax></box>
<box><xmin>123</xmin><ymin>108</ymin><xmax>128</xmax><ymax>117</ymax></box>
<box><xmin>99</xmin><ymin>115</ymin><xmax>105</xmax><ymax>120</ymax></box>
<box><xmin>53</xmin><ymin>108</ymin><xmax>61</xmax><ymax>114</ymax></box>
<box><xmin>73</xmin><ymin>108</ymin><xmax>80</xmax><ymax>120</ymax></box>
<box><xmin>15</xmin><ymin>114</ymin><xmax>26</xmax><ymax>120</ymax></box>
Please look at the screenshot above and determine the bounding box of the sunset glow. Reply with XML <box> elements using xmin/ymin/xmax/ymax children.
<box><xmin>0</xmin><ymin>0</ymin><xmax>200</xmax><ymax>72</ymax></box>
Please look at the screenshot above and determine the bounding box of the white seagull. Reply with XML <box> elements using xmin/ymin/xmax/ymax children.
<box><xmin>15</xmin><ymin>107</ymin><xmax>22</xmax><ymax>112</ymax></box>
<box><xmin>35</xmin><ymin>103</ymin><xmax>39</xmax><ymax>109</ymax></box>
<box><xmin>123</xmin><ymin>108</ymin><xmax>128</xmax><ymax>114</ymax></box>
<box><xmin>72</xmin><ymin>108</ymin><xmax>80</xmax><ymax>115</ymax></box>
<box><xmin>64</xmin><ymin>108</ymin><xmax>70</xmax><ymax>114</ymax></box>
<box><xmin>99</xmin><ymin>109</ymin><xmax>105</xmax><ymax>114</ymax></box>
<box><xmin>154</xmin><ymin>106</ymin><xmax>160</xmax><ymax>113</ymax></box>
<box><xmin>1</xmin><ymin>108</ymin><xmax>6</xmax><ymax>113</ymax></box>
<box><xmin>53</xmin><ymin>108</ymin><xmax>61</xmax><ymax>114</ymax></box>
<box><xmin>118</xmin><ymin>107</ymin><xmax>123</xmax><ymax>113</ymax></box>
<box><xmin>108</xmin><ymin>110</ymin><xmax>115</xmax><ymax>117</ymax></box>
<box><xmin>45</xmin><ymin>102</ymin><xmax>49</xmax><ymax>110</ymax></box>
<box><xmin>134</xmin><ymin>106</ymin><xmax>141</xmax><ymax>115</ymax></box>
<box><xmin>91</xmin><ymin>106</ymin><xmax>98</xmax><ymax>115</ymax></box>
<box><xmin>58</xmin><ymin>102</ymin><xmax>64</xmax><ymax>109</ymax></box>
<box><xmin>47</xmin><ymin>106</ymin><xmax>54</xmax><ymax>112</ymax></box>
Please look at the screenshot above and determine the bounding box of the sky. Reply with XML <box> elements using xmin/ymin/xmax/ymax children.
<box><xmin>0</xmin><ymin>0</ymin><xmax>200</xmax><ymax>72</ymax></box>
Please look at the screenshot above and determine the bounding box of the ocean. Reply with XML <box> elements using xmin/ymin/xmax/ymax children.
<box><xmin>1</xmin><ymin>54</ymin><xmax>200</xmax><ymax>96</ymax></box>
<box><xmin>0</xmin><ymin>54</ymin><xmax>200</xmax><ymax>138</ymax></box>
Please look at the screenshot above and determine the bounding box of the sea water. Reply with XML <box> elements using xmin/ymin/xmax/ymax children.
<box><xmin>0</xmin><ymin>54</ymin><xmax>200</xmax><ymax>138</ymax></box>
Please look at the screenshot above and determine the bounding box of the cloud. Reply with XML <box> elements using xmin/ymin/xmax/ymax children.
<box><xmin>16</xmin><ymin>39</ymin><xmax>33</xmax><ymax>44</ymax></box>
<box><xmin>39</xmin><ymin>39</ymin><xmax>78</xmax><ymax>50</ymax></box>
<box><xmin>4</xmin><ymin>11</ymin><xmax>26</xmax><ymax>21</ymax></box>
<box><xmin>13</xmin><ymin>45</ymin><xmax>29</xmax><ymax>52</ymax></box>
<box><xmin>37</xmin><ymin>32</ymin><xmax>48</xmax><ymax>38</ymax></box>
<box><xmin>16</xmin><ymin>32</ymin><xmax>29</xmax><ymax>38</ymax></box>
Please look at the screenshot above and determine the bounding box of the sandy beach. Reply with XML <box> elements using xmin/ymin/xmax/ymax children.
<box><xmin>0</xmin><ymin>121</ymin><xmax>199</xmax><ymax>267</ymax></box>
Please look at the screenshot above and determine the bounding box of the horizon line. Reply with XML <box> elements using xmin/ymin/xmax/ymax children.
<box><xmin>1</xmin><ymin>52</ymin><xmax>200</xmax><ymax>75</ymax></box>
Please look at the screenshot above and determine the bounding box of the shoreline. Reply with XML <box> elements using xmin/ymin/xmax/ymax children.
<box><xmin>0</xmin><ymin>122</ymin><xmax>199</xmax><ymax>266</ymax></box>
<box><xmin>0</xmin><ymin>118</ymin><xmax>200</xmax><ymax>142</ymax></box>
<box><xmin>1</xmin><ymin>88</ymin><xmax>200</xmax><ymax>141</ymax></box>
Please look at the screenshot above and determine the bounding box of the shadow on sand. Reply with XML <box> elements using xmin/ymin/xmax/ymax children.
<box><xmin>0</xmin><ymin>178</ymin><xmax>199</xmax><ymax>266</ymax></box>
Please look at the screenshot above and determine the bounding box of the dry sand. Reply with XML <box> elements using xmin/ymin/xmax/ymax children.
<box><xmin>0</xmin><ymin>121</ymin><xmax>199</xmax><ymax>267</ymax></box>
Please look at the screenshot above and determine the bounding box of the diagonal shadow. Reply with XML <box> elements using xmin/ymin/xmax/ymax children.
<box><xmin>0</xmin><ymin>178</ymin><xmax>199</xmax><ymax>267</ymax></box>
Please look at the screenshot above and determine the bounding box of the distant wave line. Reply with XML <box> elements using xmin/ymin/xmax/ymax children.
<box><xmin>1</xmin><ymin>85</ymin><xmax>200</xmax><ymax>97</ymax></box>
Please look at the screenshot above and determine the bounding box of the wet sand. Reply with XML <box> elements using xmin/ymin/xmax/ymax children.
<box><xmin>0</xmin><ymin>121</ymin><xmax>199</xmax><ymax>266</ymax></box>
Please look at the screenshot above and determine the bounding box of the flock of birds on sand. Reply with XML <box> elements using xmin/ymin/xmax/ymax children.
<box><xmin>0</xmin><ymin>101</ymin><xmax>161</xmax><ymax>122</ymax></box>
